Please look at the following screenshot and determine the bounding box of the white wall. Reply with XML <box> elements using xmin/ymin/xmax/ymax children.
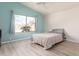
<box><xmin>45</xmin><ymin>7</ymin><xmax>79</xmax><ymax>43</ymax></box>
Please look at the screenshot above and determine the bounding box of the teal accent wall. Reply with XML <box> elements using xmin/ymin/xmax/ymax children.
<box><xmin>0</xmin><ymin>2</ymin><xmax>44</xmax><ymax>42</ymax></box>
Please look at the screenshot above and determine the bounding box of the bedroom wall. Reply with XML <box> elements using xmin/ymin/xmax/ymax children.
<box><xmin>0</xmin><ymin>2</ymin><xmax>44</xmax><ymax>42</ymax></box>
<box><xmin>45</xmin><ymin>7</ymin><xmax>79</xmax><ymax>43</ymax></box>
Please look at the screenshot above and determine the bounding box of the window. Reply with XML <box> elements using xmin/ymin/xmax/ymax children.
<box><xmin>15</xmin><ymin>15</ymin><xmax>36</xmax><ymax>32</ymax></box>
<box><xmin>27</xmin><ymin>17</ymin><xmax>36</xmax><ymax>32</ymax></box>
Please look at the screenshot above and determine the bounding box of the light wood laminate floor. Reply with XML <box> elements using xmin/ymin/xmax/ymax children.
<box><xmin>0</xmin><ymin>39</ymin><xmax>79</xmax><ymax>56</ymax></box>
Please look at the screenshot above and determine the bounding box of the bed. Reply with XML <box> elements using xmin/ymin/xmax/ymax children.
<box><xmin>32</xmin><ymin>29</ymin><xmax>65</xmax><ymax>49</ymax></box>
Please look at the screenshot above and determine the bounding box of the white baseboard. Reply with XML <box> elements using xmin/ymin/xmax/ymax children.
<box><xmin>2</xmin><ymin>37</ymin><xmax>79</xmax><ymax>45</ymax></box>
<box><xmin>2</xmin><ymin>37</ymin><xmax>32</xmax><ymax>44</ymax></box>
<box><xmin>66</xmin><ymin>39</ymin><xmax>79</xmax><ymax>44</ymax></box>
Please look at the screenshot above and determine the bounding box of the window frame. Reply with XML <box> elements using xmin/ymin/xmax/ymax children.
<box><xmin>26</xmin><ymin>16</ymin><xmax>36</xmax><ymax>32</ymax></box>
<box><xmin>14</xmin><ymin>14</ymin><xmax>36</xmax><ymax>33</ymax></box>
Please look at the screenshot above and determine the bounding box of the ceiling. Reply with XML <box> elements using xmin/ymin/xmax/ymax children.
<box><xmin>21</xmin><ymin>2</ymin><xmax>79</xmax><ymax>15</ymax></box>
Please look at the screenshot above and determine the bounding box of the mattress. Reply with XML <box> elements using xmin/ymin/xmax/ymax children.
<box><xmin>32</xmin><ymin>33</ymin><xmax>63</xmax><ymax>49</ymax></box>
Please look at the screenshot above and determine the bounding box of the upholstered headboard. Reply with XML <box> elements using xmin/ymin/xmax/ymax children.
<box><xmin>48</xmin><ymin>28</ymin><xmax>66</xmax><ymax>39</ymax></box>
<box><xmin>49</xmin><ymin>28</ymin><xmax>64</xmax><ymax>33</ymax></box>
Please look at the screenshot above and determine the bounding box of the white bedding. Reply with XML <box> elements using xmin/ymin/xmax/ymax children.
<box><xmin>32</xmin><ymin>33</ymin><xmax>63</xmax><ymax>49</ymax></box>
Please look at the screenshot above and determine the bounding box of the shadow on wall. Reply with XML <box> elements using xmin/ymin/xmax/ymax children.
<box><xmin>64</xmin><ymin>30</ymin><xmax>75</xmax><ymax>42</ymax></box>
